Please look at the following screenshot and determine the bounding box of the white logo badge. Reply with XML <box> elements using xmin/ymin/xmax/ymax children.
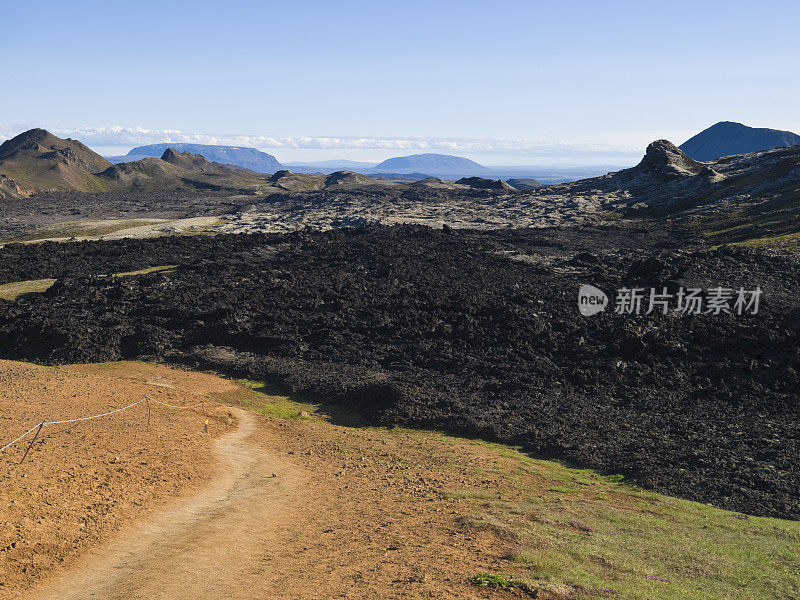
<box><xmin>578</xmin><ymin>284</ymin><xmax>608</xmax><ymax>316</ymax></box>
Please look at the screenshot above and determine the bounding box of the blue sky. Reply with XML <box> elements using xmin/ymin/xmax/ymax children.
<box><xmin>2</xmin><ymin>0</ymin><xmax>799</xmax><ymax>165</ymax></box>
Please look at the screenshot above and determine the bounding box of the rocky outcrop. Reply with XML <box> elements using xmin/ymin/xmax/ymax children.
<box><xmin>455</xmin><ymin>176</ymin><xmax>514</xmax><ymax>191</ymax></box>
<box><xmin>636</xmin><ymin>140</ymin><xmax>706</xmax><ymax>177</ymax></box>
<box><xmin>159</xmin><ymin>148</ymin><xmax>237</xmax><ymax>175</ymax></box>
<box><xmin>0</xmin><ymin>174</ymin><xmax>34</xmax><ymax>200</ymax></box>
<box><xmin>324</xmin><ymin>171</ymin><xmax>376</xmax><ymax>188</ymax></box>
<box><xmin>268</xmin><ymin>170</ymin><xmax>326</xmax><ymax>192</ymax></box>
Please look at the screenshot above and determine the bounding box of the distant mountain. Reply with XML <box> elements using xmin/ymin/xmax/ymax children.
<box><xmin>489</xmin><ymin>166</ymin><xmax>619</xmax><ymax>184</ymax></box>
<box><xmin>370</xmin><ymin>153</ymin><xmax>490</xmax><ymax>178</ymax></box>
<box><xmin>680</xmin><ymin>121</ymin><xmax>800</xmax><ymax>161</ymax></box>
<box><xmin>369</xmin><ymin>172</ymin><xmax>435</xmax><ymax>181</ymax></box>
<box><xmin>120</xmin><ymin>143</ymin><xmax>283</xmax><ymax>173</ymax></box>
<box><xmin>271</xmin><ymin>156</ymin><xmax>620</xmax><ymax>183</ymax></box>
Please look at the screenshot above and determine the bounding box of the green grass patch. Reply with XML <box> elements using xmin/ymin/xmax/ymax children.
<box><xmin>108</xmin><ymin>265</ymin><xmax>178</xmax><ymax>277</ymax></box>
<box><xmin>13</xmin><ymin>218</ymin><xmax>168</xmax><ymax>242</ymax></box>
<box><xmin>734</xmin><ymin>231</ymin><xmax>800</xmax><ymax>250</ymax></box>
<box><xmin>0</xmin><ymin>266</ymin><xmax>177</xmax><ymax>302</ymax></box>
<box><xmin>441</xmin><ymin>489</ymin><xmax>497</xmax><ymax>501</ymax></box>
<box><xmin>0</xmin><ymin>278</ymin><xmax>56</xmax><ymax>300</ymax></box>
<box><xmin>458</xmin><ymin>473</ymin><xmax>800</xmax><ymax>599</ymax></box>
<box><xmin>401</xmin><ymin>431</ymin><xmax>799</xmax><ymax>599</ymax></box>
<box><xmin>471</xmin><ymin>572</ymin><xmax>521</xmax><ymax>589</ymax></box>
<box><xmin>229</xmin><ymin>379</ymin><xmax>800</xmax><ymax>599</ymax></box>
<box><xmin>235</xmin><ymin>380</ymin><xmax>317</xmax><ymax>419</ymax></box>
<box><xmin>235</xmin><ymin>379</ymin><xmax>363</xmax><ymax>424</ymax></box>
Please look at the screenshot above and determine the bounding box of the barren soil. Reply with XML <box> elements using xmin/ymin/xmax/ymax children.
<box><xmin>0</xmin><ymin>361</ymin><xmax>238</xmax><ymax>596</ymax></box>
<box><xmin>1</xmin><ymin>362</ymin><xmax>527</xmax><ymax>600</ymax></box>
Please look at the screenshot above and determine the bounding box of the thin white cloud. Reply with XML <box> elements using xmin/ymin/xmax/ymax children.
<box><xmin>0</xmin><ymin>123</ymin><xmax>643</xmax><ymax>155</ymax></box>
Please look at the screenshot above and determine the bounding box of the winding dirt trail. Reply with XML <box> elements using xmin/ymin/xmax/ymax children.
<box><xmin>20</xmin><ymin>408</ymin><xmax>308</xmax><ymax>600</ymax></box>
<box><xmin>8</xmin><ymin>362</ymin><xmax>521</xmax><ymax>600</ymax></box>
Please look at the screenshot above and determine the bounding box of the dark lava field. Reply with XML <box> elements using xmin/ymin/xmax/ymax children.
<box><xmin>1</xmin><ymin>224</ymin><xmax>798</xmax><ymax>519</ymax></box>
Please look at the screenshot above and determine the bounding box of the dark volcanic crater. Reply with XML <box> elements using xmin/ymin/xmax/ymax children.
<box><xmin>1</xmin><ymin>225</ymin><xmax>798</xmax><ymax>519</ymax></box>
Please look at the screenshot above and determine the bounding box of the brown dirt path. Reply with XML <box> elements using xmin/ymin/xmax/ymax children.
<box><xmin>0</xmin><ymin>361</ymin><xmax>239</xmax><ymax>596</ymax></box>
<box><xmin>16</xmin><ymin>408</ymin><xmax>520</xmax><ymax>600</ymax></box>
<box><xmin>6</xmin><ymin>363</ymin><xmax>525</xmax><ymax>600</ymax></box>
<box><xmin>18</xmin><ymin>408</ymin><xmax>310</xmax><ymax>600</ymax></box>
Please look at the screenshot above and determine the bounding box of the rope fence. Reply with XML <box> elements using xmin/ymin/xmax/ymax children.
<box><xmin>45</xmin><ymin>397</ymin><xmax>147</xmax><ymax>425</ymax></box>
<box><xmin>0</xmin><ymin>423</ymin><xmax>42</xmax><ymax>454</ymax></box>
<box><xmin>1</xmin><ymin>393</ymin><xmax>210</xmax><ymax>463</ymax></box>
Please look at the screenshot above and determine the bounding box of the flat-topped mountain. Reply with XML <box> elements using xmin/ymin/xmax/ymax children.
<box><xmin>680</xmin><ymin>121</ymin><xmax>800</xmax><ymax>161</ymax></box>
<box><xmin>120</xmin><ymin>143</ymin><xmax>283</xmax><ymax>173</ymax></box>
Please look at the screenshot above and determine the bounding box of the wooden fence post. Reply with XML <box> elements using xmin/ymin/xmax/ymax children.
<box><xmin>20</xmin><ymin>422</ymin><xmax>45</xmax><ymax>465</ymax></box>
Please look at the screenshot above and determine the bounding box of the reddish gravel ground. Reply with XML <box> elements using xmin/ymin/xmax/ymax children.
<box><xmin>0</xmin><ymin>360</ymin><xmax>238</xmax><ymax>597</ymax></box>
<box><xmin>2</xmin><ymin>361</ymin><xmax>531</xmax><ymax>600</ymax></box>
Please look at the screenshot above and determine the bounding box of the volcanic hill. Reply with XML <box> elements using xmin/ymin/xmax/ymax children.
<box><xmin>0</xmin><ymin>128</ymin><xmax>112</xmax><ymax>196</ymax></box>
<box><xmin>0</xmin><ymin>129</ymin><xmax>276</xmax><ymax>199</ymax></box>
<box><xmin>680</xmin><ymin>121</ymin><xmax>800</xmax><ymax>161</ymax></box>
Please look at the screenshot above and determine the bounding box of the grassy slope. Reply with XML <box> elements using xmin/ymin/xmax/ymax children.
<box><xmin>0</xmin><ymin>159</ymin><xmax>114</xmax><ymax>196</ymax></box>
<box><xmin>231</xmin><ymin>380</ymin><xmax>800</xmax><ymax>600</ymax></box>
<box><xmin>692</xmin><ymin>194</ymin><xmax>800</xmax><ymax>250</ymax></box>
<box><xmin>0</xmin><ymin>278</ymin><xmax>57</xmax><ymax>301</ymax></box>
<box><xmin>15</xmin><ymin>219</ymin><xmax>169</xmax><ymax>241</ymax></box>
